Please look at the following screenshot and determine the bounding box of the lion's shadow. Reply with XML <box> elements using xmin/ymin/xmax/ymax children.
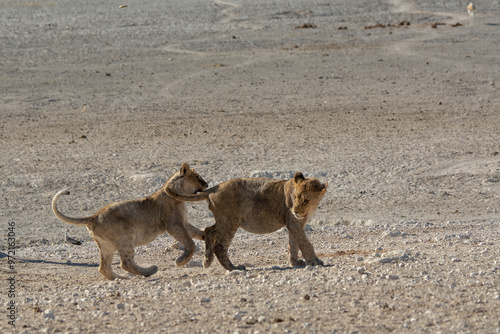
<box><xmin>0</xmin><ymin>251</ymin><xmax>98</xmax><ymax>268</ymax></box>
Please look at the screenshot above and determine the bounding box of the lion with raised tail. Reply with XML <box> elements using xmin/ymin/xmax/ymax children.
<box><xmin>52</xmin><ymin>163</ymin><xmax>208</xmax><ymax>280</ymax></box>
<box><xmin>165</xmin><ymin>168</ymin><xmax>328</xmax><ymax>271</ymax></box>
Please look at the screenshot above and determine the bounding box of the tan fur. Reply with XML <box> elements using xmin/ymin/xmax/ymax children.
<box><xmin>165</xmin><ymin>168</ymin><xmax>328</xmax><ymax>271</ymax></box>
<box><xmin>52</xmin><ymin>163</ymin><xmax>208</xmax><ymax>280</ymax></box>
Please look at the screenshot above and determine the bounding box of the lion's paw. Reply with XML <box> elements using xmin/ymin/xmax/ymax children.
<box><xmin>306</xmin><ymin>257</ymin><xmax>324</xmax><ymax>266</ymax></box>
<box><xmin>230</xmin><ymin>264</ymin><xmax>246</xmax><ymax>271</ymax></box>
<box><xmin>202</xmin><ymin>259</ymin><xmax>212</xmax><ymax>269</ymax></box>
<box><xmin>290</xmin><ymin>259</ymin><xmax>306</xmax><ymax>267</ymax></box>
<box><xmin>144</xmin><ymin>265</ymin><xmax>158</xmax><ymax>277</ymax></box>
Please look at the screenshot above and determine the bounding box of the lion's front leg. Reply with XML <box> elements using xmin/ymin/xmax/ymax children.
<box><xmin>288</xmin><ymin>235</ymin><xmax>305</xmax><ymax>267</ymax></box>
<box><xmin>286</xmin><ymin>218</ymin><xmax>323</xmax><ymax>267</ymax></box>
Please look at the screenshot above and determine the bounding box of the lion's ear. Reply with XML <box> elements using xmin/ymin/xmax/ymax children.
<box><xmin>294</xmin><ymin>172</ymin><xmax>305</xmax><ymax>184</ymax></box>
<box><xmin>180</xmin><ymin>163</ymin><xmax>190</xmax><ymax>175</ymax></box>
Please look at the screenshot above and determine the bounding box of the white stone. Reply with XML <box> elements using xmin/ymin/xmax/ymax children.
<box><xmin>43</xmin><ymin>310</ymin><xmax>55</xmax><ymax>321</ymax></box>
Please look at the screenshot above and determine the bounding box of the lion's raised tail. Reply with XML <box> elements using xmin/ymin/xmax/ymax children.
<box><xmin>52</xmin><ymin>190</ymin><xmax>93</xmax><ymax>226</ymax></box>
<box><xmin>164</xmin><ymin>185</ymin><xmax>212</xmax><ymax>202</ymax></box>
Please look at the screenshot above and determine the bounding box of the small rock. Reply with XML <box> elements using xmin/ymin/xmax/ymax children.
<box><xmin>200</xmin><ymin>297</ymin><xmax>211</xmax><ymax>304</ymax></box>
<box><xmin>247</xmin><ymin>272</ymin><xmax>258</xmax><ymax>279</ymax></box>
<box><xmin>43</xmin><ymin>309</ymin><xmax>55</xmax><ymax>321</ymax></box>
<box><xmin>357</xmin><ymin>267</ymin><xmax>365</xmax><ymax>274</ymax></box>
<box><xmin>233</xmin><ymin>310</ymin><xmax>246</xmax><ymax>320</ymax></box>
<box><xmin>451</xmin><ymin>258</ymin><xmax>462</xmax><ymax>263</ymax></box>
<box><xmin>116</xmin><ymin>303</ymin><xmax>125</xmax><ymax>310</ymax></box>
<box><xmin>387</xmin><ymin>275</ymin><xmax>399</xmax><ymax>280</ymax></box>
<box><xmin>379</xmin><ymin>257</ymin><xmax>393</xmax><ymax>263</ymax></box>
<box><xmin>226</xmin><ymin>270</ymin><xmax>245</xmax><ymax>276</ymax></box>
<box><xmin>381</xmin><ymin>230</ymin><xmax>401</xmax><ymax>238</ymax></box>
<box><xmin>357</xmin><ymin>256</ymin><xmax>364</xmax><ymax>262</ymax></box>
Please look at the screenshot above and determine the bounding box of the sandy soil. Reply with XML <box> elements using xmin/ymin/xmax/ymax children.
<box><xmin>1</xmin><ymin>0</ymin><xmax>499</xmax><ymax>333</ymax></box>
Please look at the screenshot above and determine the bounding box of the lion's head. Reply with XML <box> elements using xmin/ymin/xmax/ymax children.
<box><xmin>290</xmin><ymin>172</ymin><xmax>328</xmax><ymax>220</ymax></box>
<box><xmin>166</xmin><ymin>163</ymin><xmax>208</xmax><ymax>196</ymax></box>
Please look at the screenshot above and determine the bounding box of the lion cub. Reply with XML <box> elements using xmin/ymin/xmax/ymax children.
<box><xmin>165</xmin><ymin>168</ymin><xmax>328</xmax><ymax>271</ymax></box>
<box><xmin>52</xmin><ymin>163</ymin><xmax>208</xmax><ymax>280</ymax></box>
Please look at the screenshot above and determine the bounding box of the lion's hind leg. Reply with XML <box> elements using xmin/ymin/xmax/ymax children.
<box><xmin>118</xmin><ymin>244</ymin><xmax>158</xmax><ymax>277</ymax></box>
<box><xmin>166</xmin><ymin>225</ymin><xmax>196</xmax><ymax>266</ymax></box>
<box><xmin>203</xmin><ymin>225</ymin><xmax>217</xmax><ymax>268</ymax></box>
<box><xmin>212</xmin><ymin>218</ymin><xmax>245</xmax><ymax>271</ymax></box>
<box><xmin>95</xmin><ymin>239</ymin><xmax>123</xmax><ymax>280</ymax></box>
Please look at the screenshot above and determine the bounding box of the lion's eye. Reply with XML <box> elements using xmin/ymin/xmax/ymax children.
<box><xmin>303</xmin><ymin>199</ymin><xmax>309</xmax><ymax>205</ymax></box>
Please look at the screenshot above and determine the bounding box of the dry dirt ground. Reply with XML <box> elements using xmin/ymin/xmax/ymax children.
<box><xmin>1</xmin><ymin>0</ymin><xmax>500</xmax><ymax>333</ymax></box>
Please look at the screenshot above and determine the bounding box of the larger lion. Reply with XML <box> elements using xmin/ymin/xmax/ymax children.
<box><xmin>52</xmin><ymin>163</ymin><xmax>208</xmax><ymax>280</ymax></box>
<box><xmin>165</xmin><ymin>168</ymin><xmax>328</xmax><ymax>271</ymax></box>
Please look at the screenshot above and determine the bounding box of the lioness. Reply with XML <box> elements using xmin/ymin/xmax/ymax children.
<box><xmin>165</xmin><ymin>169</ymin><xmax>328</xmax><ymax>271</ymax></box>
<box><xmin>52</xmin><ymin>163</ymin><xmax>208</xmax><ymax>280</ymax></box>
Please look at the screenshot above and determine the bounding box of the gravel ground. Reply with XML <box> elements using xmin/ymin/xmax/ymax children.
<box><xmin>1</xmin><ymin>0</ymin><xmax>500</xmax><ymax>333</ymax></box>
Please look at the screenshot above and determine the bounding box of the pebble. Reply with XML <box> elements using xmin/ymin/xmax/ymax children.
<box><xmin>233</xmin><ymin>311</ymin><xmax>246</xmax><ymax>320</ymax></box>
<box><xmin>381</xmin><ymin>230</ymin><xmax>402</xmax><ymax>238</ymax></box>
<box><xmin>116</xmin><ymin>303</ymin><xmax>125</xmax><ymax>310</ymax></box>
<box><xmin>247</xmin><ymin>272</ymin><xmax>259</xmax><ymax>279</ymax></box>
<box><xmin>451</xmin><ymin>258</ymin><xmax>462</xmax><ymax>263</ymax></box>
<box><xmin>43</xmin><ymin>309</ymin><xmax>55</xmax><ymax>321</ymax></box>
<box><xmin>379</xmin><ymin>257</ymin><xmax>393</xmax><ymax>263</ymax></box>
<box><xmin>357</xmin><ymin>267</ymin><xmax>365</xmax><ymax>274</ymax></box>
<box><xmin>200</xmin><ymin>297</ymin><xmax>211</xmax><ymax>304</ymax></box>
